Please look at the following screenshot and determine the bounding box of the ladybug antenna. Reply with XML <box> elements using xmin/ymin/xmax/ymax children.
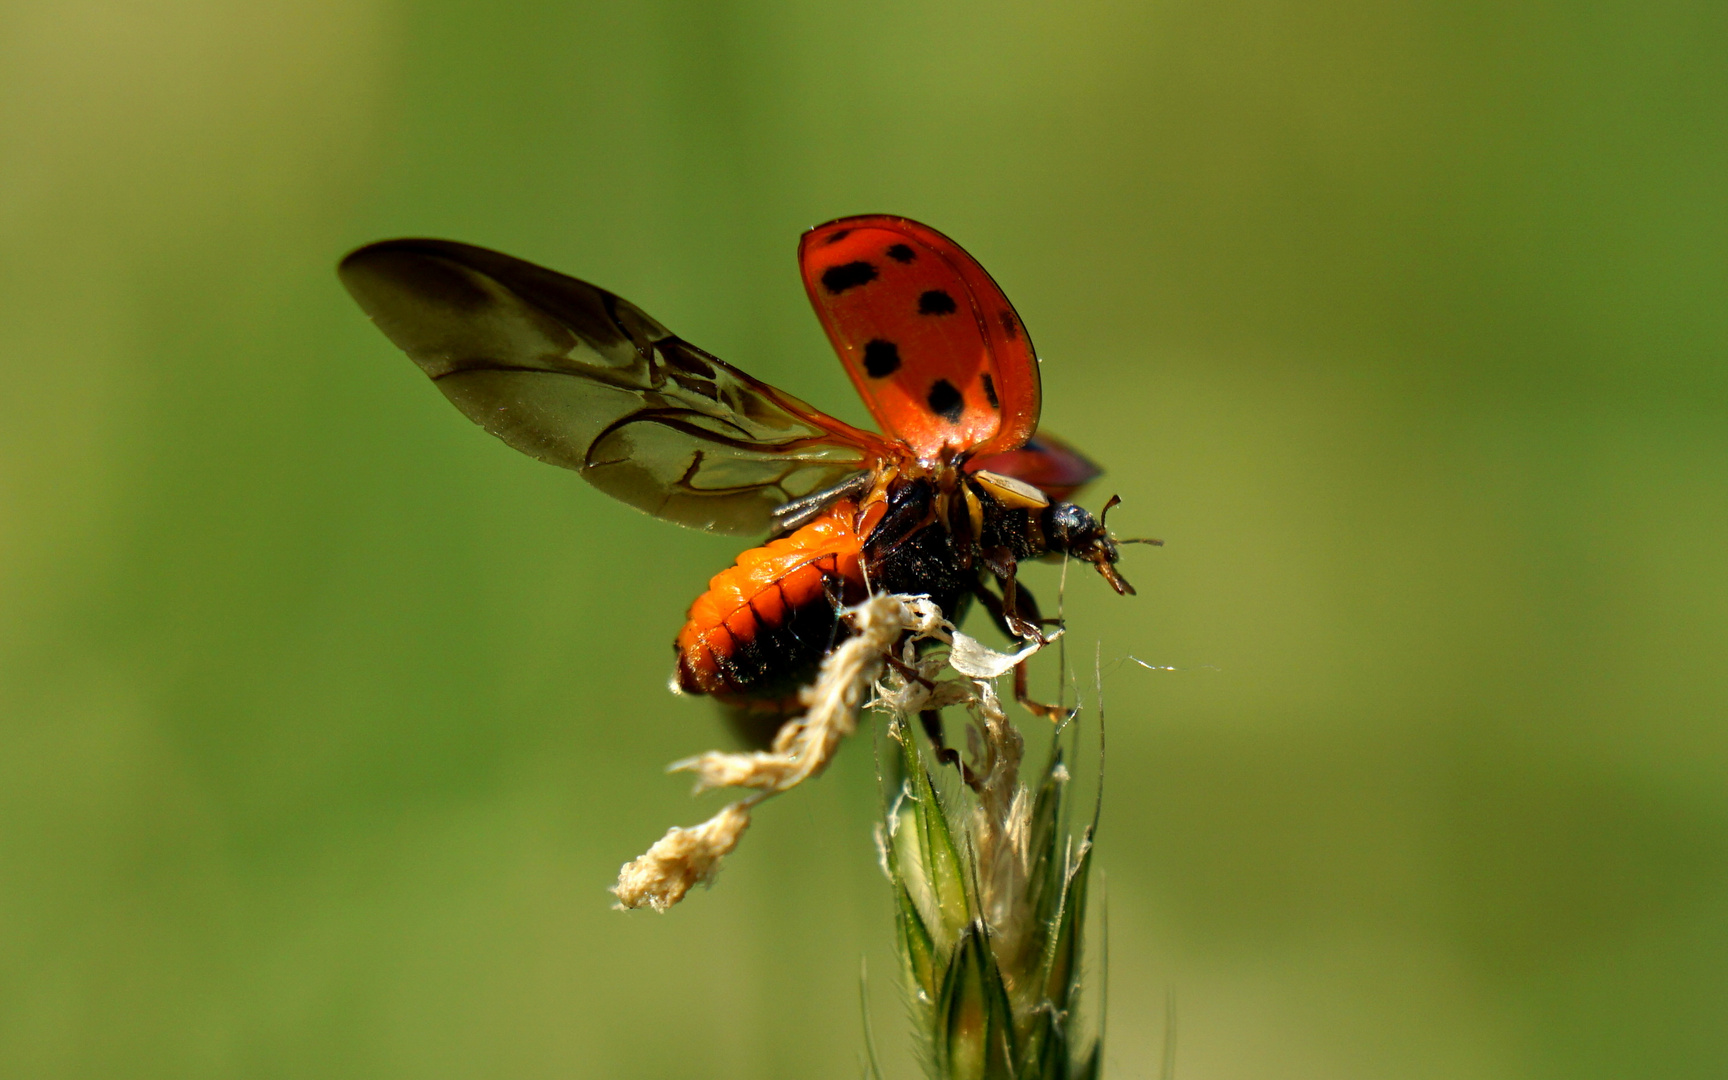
<box><xmin>1100</xmin><ymin>494</ymin><xmax>1164</xmax><ymax>546</ymax></box>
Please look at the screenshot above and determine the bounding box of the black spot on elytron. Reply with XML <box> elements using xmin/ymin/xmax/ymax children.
<box><xmin>981</xmin><ymin>373</ymin><xmax>999</xmax><ymax>408</ymax></box>
<box><xmin>886</xmin><ymin>244</ymin><xmax>915</xmax><ymax>263</ymax></box>
<box><xmin>822</xmin><ymin>261</ymin><xmax>877</xmax><ymax>294</ymax></box>
<box><xmin>863</xmin><ymin>339</ymin><xmax>901</xmax><ymax>378</ymax></box>
<box><xmin>822</xmin><ymin>229</ymin><xmax>851</xmax><ymax>245</ymax></box>
<box><xmin>926</xmin><ymin>379</ymin><xmax>964</xmax><ymax>423</ymax></box>
<box><xmin>998</xmin><ymin>310</ymin><xmax>1018</xmax><ymax>338</ymax></box>
<box><xmin>918</xmin><ymin>289</ymin><xmax>957</xmax><ymax>316</ymax></box>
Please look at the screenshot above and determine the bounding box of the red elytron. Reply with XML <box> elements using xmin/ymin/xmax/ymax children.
<box><xmin>340</xmin><ymin>215</ymin><xmax>1150</xmax><ymax>726</ymax></box>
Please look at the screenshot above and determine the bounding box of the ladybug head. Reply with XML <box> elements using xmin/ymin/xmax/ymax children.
<box><xmin>1041</xmin><ymin>495</ymin><xmax>1161</xmax><ymax>596</ymax></box>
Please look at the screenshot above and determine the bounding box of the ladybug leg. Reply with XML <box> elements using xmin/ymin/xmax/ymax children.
<box><xmin>887</xmin><ymin>649</ymin><xmax>976</xmax><ymax>786</ymax></box>
<box><xmin>884</xmin><ymin>653</ymin><xmax>935</xmax><ymax>691</ymax></box>
<box><xmin>969</xmin><ymin>577</ymin><xmax>1074</xmax><ymax>724</ymax></box>
<box><xmin>1006</xmin><ymin>581</ymin><xmax>1065</xmax><ymax>634</ymax></box>
<box><xmin>1003</xmin><ymin>576</ymin><xmax>1041</xmax><ymax>642</ymax></box>
<box><xmin>980</xmin><ymin>547</ymin><xmax>1044</xmax><ymax>643</ymax></box>
<box><xmin>821</xmin><ymin>574</ymin><xmax>852</xmax><ymax>653</ymax></box>
<box><xmin>968</xmin><ymin>576</ymin><xmax>1016</xmax><ymax>639</ymax></box>
<box><xmin>1002</xmin><ymin>582</ymin><xmax>1075</xmax><ymax>722</ymax></box>
<box><xmin>1012</xmin><ymin>656</ymin><xmax>1073</xmax><ymax>725</ymax></box>
<box><xmin>919</xmin><ymin>708</ymin><xmax>981</xmax><ymax>791</ymax></box>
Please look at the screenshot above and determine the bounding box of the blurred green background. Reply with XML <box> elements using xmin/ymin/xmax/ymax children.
<box><xmin>3</xmin><ymin>0</ymin><xmax>1725</xmax><ymax>1076</ymax></box>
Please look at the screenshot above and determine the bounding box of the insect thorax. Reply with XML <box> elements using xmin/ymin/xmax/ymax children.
<box><xmin>856</xmin><ymin>465</ymin><xmax>1064</xmax><ymax>617</ymax></box>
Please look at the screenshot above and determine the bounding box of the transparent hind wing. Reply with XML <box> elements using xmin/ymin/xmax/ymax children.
<box><xmin>340</xmin><ymin>238</ymin><xmax>892</xmax><ymax>535</ymax></box>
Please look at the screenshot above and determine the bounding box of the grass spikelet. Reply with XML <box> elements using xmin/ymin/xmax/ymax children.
<box><xmin>874</xmin><ymin>616</ymin><xmax>1104</xmax><ymax>1080</ymax></box>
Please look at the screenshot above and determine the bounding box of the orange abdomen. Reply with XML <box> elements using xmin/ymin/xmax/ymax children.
<box><xmin>675</xmin><ymin>501</ymin><xmax>868</xmax><ymax>701</ymax></box>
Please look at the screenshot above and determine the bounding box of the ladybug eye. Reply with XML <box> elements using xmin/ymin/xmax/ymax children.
<box><xmin>1042</xmin><ymin>503</ymin><xmax>1095</xmax><ymax>547</ymax></box>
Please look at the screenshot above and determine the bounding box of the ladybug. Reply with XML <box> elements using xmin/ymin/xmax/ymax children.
<box><xmin>340</xmin><ymin>215</ymin><xmax>1153</xmax><ymax>736</ymax></box>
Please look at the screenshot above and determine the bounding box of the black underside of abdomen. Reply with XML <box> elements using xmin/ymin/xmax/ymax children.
<box><xmin>715</xmin><ymin>576</ymin><xmax>854</xmax><ymax>700</ymax></box>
